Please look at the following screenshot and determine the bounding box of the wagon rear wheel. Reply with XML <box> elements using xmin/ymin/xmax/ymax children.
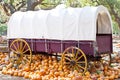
<box><xmin>61</xmin><ymin>46</ymin><xmax>87</xmax><ymax>74</ymax></box>
<box><xmin>9</xmin><ymin>39</ymin><xmax>32</xmax><ymax>65</ymax></box>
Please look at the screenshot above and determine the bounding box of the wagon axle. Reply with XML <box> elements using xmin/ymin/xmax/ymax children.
<box><xmin>70</xmin><ymin>60</ymin><xmax>76</xmax><ymax>66</ymax></box>
<box><xmin>16</xmin><ymin>53</ymin><xmax>21</xmax><ymax>58</ymax></box>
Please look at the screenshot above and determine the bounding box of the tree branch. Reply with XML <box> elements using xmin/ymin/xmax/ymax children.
<box><xmin>16</xmin><ymin>1</ymin><xmax>26</xmax><ymax>10</ymax></box>
<box><xmin>0</xmin><ymin>0</ymin><xmax>2</xmax><ymax>3</ymax></box>
<box><xmin>27</xmin><ymin>0</ymin><xmax>44</xmax><ymax>10</ymax></box>
<box><xmin>2</xmin><ymin>3</ymin><xmax>10</xmax><ymax>16</ymax></box>
<box><xmin>106</xmin><ymin>1</ymin><xmax>120</xmax><ymax>28</ymax></box>
<box><xmin>2</xmin><ymin>2</ymin><xmax>15</xmax><ymax>15</ymax></box>
<box><xmin>31</xmin><ymin>0</ymin><xmax>44</xmax><ymax>10</ymax></box>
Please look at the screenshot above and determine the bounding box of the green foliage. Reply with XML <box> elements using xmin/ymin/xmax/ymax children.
<box><xmin>4</xmin><ymin>0</ymin><xmax>8</xmax><ymax>3</ymax></box>
<box><xmin>40</xmin><ymin>0</ymin><xmax>61</xmax><ymax>9</ymax></box>
<box><xmin>113</xmin><ymin>21</ymin><xmax>120</xmax><ymax>35</ymax></box>
<box><xmin>0</xmin><ymin>24</ymin><xmax>7</xmax><ymax>35</ymax></box>
<box><xmin>67</xmin><ymin>0</ymin><xmax>81</xmax><ymax>7</ymax></box>
<box><xmin>10</xmin><ymin>0</ymin><xmax>14</xmax><ymax>4</ymax></box>
<box><xmin>79</xmin><ymin>0</ymin><xmax>92</xmax><ymax>6</ymax></box>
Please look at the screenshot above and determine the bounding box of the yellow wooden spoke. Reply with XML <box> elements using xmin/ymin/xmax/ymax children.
<box><xmin>69</xmin><ymin>65</ymin><xmax>73</xmax><ymax>71</ymax></box>
<box><xmin>16</xmin><ymin>60</ymin><xmax>21</xmax><ymax>64</ymax></box>
<box><xmin>61</xmin><ymin>54</ymin><xmax>65</xmax><ymax>61</ymax></box>
<box><xmin>16</xmin><ymin>41</ymin><xmax>20</xmax><ymax>51</ymax></box>
<box><xmin>65</xmin><ymin>62</ymin><xmax>70</xmax><ymax>65</ymax></box>
<box><xmin>77</xmin><ymin>61</ymin><xmax>85</xmax><ymax>64</ymax></box>
<box><xmin>11</xmin><ymin>43</ymin><xmax>18</xmax><ymax>51</ymax></box>
<box><xmin>69</xmin><ymin>54</ymin><xmax>74</xmax><ymax>60</ymax></box>
<box><xmin>21</xmin><ymin>43</ymin><xmax>27</xmax><ymax>52</ymax></box>
<box><xmin>26</xmin><ymin>55</ymin><xmax>30</xmax><ymax>60</ymax></box>
<box><xmin>20</xmin><ymin>41</ymin><xmax>23</xmax><ymax>51</ymax></box>
<box><xmin>76</xmin><ymin>55</ymin><xmax>83</xmax><ymax>61</ymax></box>
<box><xmin>76</xmin><ymin>64</ymin><xmax>85</xmax><ymax>70</ymax></box>
<box><xmin>23</xmin><ymin>49</ymin><xmax>29</xmax><ymax>54</ymax></box>
<box><xmin>72</xmin><ymin>48</ymin><xmax>75</xmax><ymax>59</ymax></box>
<box><xmin>73</xmin><ymin>66</ymin><xmax>76</xmax><ymax>71</ymax></box>
<box><xmin>65</xmin><ymin>56</ymin><xmax>71</xmax><ymax>61</ymax></box>
<box><xmin>75</xmin><ymin>65</ymin><xmax>79</xmax><ymax>71</ymax></box>
<box><xmin>65</xmin><ymin>51</ymin><xmax>73</xmax><ymax>60</ymax></box>
<box><xmin>68</xmin><ymin>64</ymin><xmax>72</xmax><ymax>69</ymax></box>
<box><xmin>19</xmin><ymin>55</ymin><xmax>23</xmax><ymax>60</ymax></box>
<box><xmin>23</xmin><ymin>57</ymin><xmax>30</xmax><ymax>62</ymax></box>
<box><xmin>75</xmin><ymin>50</ymin><xmax>79</xmax><ymax>59</ymax></box>
<box><xmin>10</xmin><ymin>48</ymin><xmax>18</xmax><ymax>54</ymax></box>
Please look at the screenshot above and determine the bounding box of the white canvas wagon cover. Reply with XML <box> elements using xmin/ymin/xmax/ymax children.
<box><xmin>7</xmin><ymin>4</ymin><xmax>112</xmax><ymax>41</ymax></box>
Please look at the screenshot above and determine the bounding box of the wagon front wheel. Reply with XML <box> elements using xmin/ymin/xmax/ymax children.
<box><xmin>9</xmin><ymin>39</ymin><xmax>32</xmax><ymax>65</ymax></box>
<box><xmin>61</xmin><ymin>46</ymin><xmax>87</xmax><ymax>74</ymax></box>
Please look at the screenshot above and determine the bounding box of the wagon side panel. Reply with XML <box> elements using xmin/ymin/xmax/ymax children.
<box><xmin>47</xmin><ymin>40</ymin><xmax>62</xmax><ymax>53</ymax></box>
<box><xmin>35</xmin><ymin>39</ymin><xmax>47</xmax><ymax>53</ymax></box>
<box><xmin>79</xmin><ymin>41</ymin><xmax>94</xmax><ymax>56</ymax></box>
<box><xmin>96</xmin><ymin>34</ymin><xmax>112</xmax><ymax>53</ymax></box>
<box><xmin>63</xmin><ymin>41</ymin><xmax>94</xmax><ymax>56</ymax></box>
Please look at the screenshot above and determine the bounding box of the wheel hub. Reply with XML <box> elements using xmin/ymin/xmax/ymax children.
<box><xmin>70</xmin><ymin>60</ymin><xmax>76</xmax><ymax>66</ymax></box>
<box><xmin>16</xmin><ymin>53</ymin><xmax>21</xmax><ymax>58</ymax></box>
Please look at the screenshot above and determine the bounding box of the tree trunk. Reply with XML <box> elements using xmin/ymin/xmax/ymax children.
<box><xmin>27</xmin><ymin>0</ymin><xmax>33</xmax><ymax>10</ymax></box>
<box><xmin>27</xmin><ymin>0</ymin><xmax>43</xmax><ymax>11</ymax></box>
<box><xmin>107</xmin><ymin>3</ymin><xmax>120</xmax><ymax>28</ymax></box>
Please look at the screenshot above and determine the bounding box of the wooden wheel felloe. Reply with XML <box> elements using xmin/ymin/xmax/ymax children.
<box><xmin>9</xmin><ymin>38</ymin><xmax>32</xmax><ymax>65</ymax></box>
<box><xmin>61</xmin><ymin>46</ymin><xmax>87</xmax><ymax>74</ymax></box>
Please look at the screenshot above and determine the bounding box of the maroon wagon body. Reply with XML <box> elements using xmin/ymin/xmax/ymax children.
<box><xmin>9</xmin><ymin>34</ymin><xmax>112</xmax><ymax>57</ymax></box>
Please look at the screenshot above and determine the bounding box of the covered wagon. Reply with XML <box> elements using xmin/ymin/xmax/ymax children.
<box><xmin>7</xmin><ymin>4</ymin><xmax>113</xmax><ymax>73</ymax></box>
